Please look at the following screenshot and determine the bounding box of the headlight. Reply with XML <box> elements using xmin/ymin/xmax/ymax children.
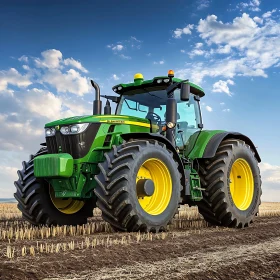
<box><xmin>156</xmin><ymin>79</ymin><xmax>162</xmax><ymax>84</ymax></box>
<box><xmin>163</xmin><ymin>78</ymin><xmax>170</xmax><ymax>83</ymax></box>
<box><xmin>113</xmin><ymin>88</ymin><xmax>117</xmax><ymax>92</ymax></box>
<box><xmin>45</xmin><ymin>128</ymin><xmax>55</xmax><ymax>137</ymax></box>
<box><xmin>167</xmin><ymin>122</ymin><xmax>175</xmax><ymax>129</ymax></box>
<box><xmin>117</xmin><ymin>86</ymin><xmax>122</xmax><ymax>90</ymax></box>
<box><xmin>60</xmin><ymin>123</ymin><xmax>90</xmax><ymax>135</ymax></box>
<box><xmin>60</xmin><ymin>126</ymin><xmax>70</xmax><ymax>135</ymax></box>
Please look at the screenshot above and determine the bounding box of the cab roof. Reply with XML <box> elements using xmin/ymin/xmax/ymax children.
<box><xmin>112</xmin><ymin>76</ymin><xmax>205</xmax><ymax>97</ymax></box>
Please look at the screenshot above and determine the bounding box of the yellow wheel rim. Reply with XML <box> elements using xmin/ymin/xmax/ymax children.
<box><xmin>49</xmin><ymin>186</ymin><xmax>84</xmax><ymax>214</ymax></box>
<box><xmin>136</xmin><ymin>158</ymin><xmax>172</xmax><ymax>215</ymax></box>
<box><xmin>229</xmin><ymin>158</ymin><xmax>254</xmax><ymax>211</ymax></box>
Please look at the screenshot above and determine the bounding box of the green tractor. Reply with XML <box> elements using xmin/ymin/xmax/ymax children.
<box><xmin>14</xmin><ymin>70</ymin><xmax>262</xmax><ymax>231</ymax></box>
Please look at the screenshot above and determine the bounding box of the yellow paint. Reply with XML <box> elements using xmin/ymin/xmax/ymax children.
<box><xmin>97</xmin><ymin>115</ymin><xmax>130</xmax><ymax>118</ymax></box>
<box><xmin>136</xmin><ymin>158</ymin><xmax>172</xmax><ymax>215</ymax></box>
<box><xmin>134</xmin><ymin>73</ymin><xmax>144</xmax><ymax>80</ymax></box>
<box><xmin>229</xmin><ymin>158</ymin><xmax>254</xmax><ymax>211</ymax></box>
<box><xmin>49</xmin><ymin>186</ymin><xmax>84</xmax><ymax>214</ymax></box>
<box><xmin>100</xmin><ymin>120</ymin><xmax>151</xmax><ymax>128</ymax></box>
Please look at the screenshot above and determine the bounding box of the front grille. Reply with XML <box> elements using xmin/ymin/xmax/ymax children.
<box><xmin>46</xmin><ymin>123</ymin><xmax>101</xmax><ymax>159</ymax></box>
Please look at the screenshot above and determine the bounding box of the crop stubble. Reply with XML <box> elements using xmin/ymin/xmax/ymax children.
<box><xmin>0</xmin><ymin>202</ymin><xmax>280</xmax><ymax>280</ymax></box>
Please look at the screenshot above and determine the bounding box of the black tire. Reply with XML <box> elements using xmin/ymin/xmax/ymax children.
<box><xmin>94</xmin><ymin>139</ymin><xmax>182</xmax><ymax>232</ymax></box>
<box><xmin>197</xmin><ymin>138</ymin><xmax>262</xmax><ymax>228</ymax></box>
<box><xmin>14</xmin><ymin>147</ymin><xmax>95</xmax><ymax>226</ymax></box>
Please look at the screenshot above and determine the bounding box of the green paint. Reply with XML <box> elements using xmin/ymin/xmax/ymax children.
<box><xmin>34</xmin><ymin>154</ymin><xmax>74</xmax><ymax>178</ymax></box>
<box><xmin>113</xmin><ymin>76</ymin><xmax>205</xmax><ymax>97</ymax></box>
<box><xmin>45</xmin><ymin>115</ymin><xmax>150</xmax><ymax>128</ymax></box>
<box><xmin>187</xmin><ymin>130</ymin><xmax>225</xmax><ymax>160</ymax></box>
<box><xmin>190</xmin><ymin>169</ymin><xmax>203</xmax><ymax>201</ymax></box>
<box><xmin>42</xmin><ymin>120</ymin><xmax>149</xmax><ymax>198</ymax></box>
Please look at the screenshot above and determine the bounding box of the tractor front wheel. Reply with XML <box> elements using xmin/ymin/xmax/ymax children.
<box><xmin>197</xmin><ymin>139</ymin><xmax>262</xmax><ymax>228</ymax></box>
<box><xmin>14</xmin><ymin>147</ymin><xmax>95</xmax><ymax>226</ymax></box>
<box><xmin>94</xmin><ymin>139</ymin><xmax>182</xmax><ymax>232</ymax></box>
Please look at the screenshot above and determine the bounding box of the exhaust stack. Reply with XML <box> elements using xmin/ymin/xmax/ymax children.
<box><xmin>91</xmin><ymin>80</ymin><xmax>102</xmax><ymax>115</ymax></box>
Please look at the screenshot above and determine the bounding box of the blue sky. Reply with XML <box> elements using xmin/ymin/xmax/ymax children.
<box><xmin>0</xmin><ymin>0</ymin><xmax>280</xmax><ymax>200</ymax></box>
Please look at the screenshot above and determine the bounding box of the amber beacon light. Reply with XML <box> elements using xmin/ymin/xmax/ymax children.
<box><xmin>168</xmin><ymin>70</ymin><xmax>174</xmax><ymax>77</ymax></box>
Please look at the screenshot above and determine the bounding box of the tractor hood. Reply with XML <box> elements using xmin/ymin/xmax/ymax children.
<box><xmin>45</xmin><ymin>115</ymin><xmax>151</xmax><ymax>128</ymax></box>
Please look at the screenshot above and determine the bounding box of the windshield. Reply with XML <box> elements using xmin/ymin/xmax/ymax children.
<box><xmin>116</xmin><ymin>88</ymin><xmax>202</xmax><ymax>148</ymax></box>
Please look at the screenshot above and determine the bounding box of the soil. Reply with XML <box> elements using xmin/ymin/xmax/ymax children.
<box><xmin>1</xmin><ymin>216</ymin><xmax>280</xmax><ymax>280</ymax></box>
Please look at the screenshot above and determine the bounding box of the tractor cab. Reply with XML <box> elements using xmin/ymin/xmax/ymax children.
<box><xmin>107</xmin><ymin>71</ymin><xmax>205</xmax><ymax>153</ymax></box>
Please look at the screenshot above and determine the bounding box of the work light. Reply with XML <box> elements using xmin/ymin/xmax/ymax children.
<box><xmin>167</xmin><ymin>122</ymin><xmax>175</xmax><ymax>129</ymax></box>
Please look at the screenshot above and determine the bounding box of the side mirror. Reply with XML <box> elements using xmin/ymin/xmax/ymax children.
<box><xmin>180</xmin><ymin>83</ymin><xmax>190</xmax><ymax>101</ymax></box>
<box><xmin>101</xmin><ymin>95</ymin><xmax>120</xmax><ymax>103</ymax></box>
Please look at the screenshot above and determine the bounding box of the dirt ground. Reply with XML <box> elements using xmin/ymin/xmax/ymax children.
<box><xmin>1</xmin><ymin>216</ymin><xmax>280</xmax><ymax>280</ymax></box>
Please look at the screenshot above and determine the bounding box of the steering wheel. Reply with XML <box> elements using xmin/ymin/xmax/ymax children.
<box><xmin>146</xmin><ymin>112</ymin><xmax>162</xmax><ymax>129</ymax></box>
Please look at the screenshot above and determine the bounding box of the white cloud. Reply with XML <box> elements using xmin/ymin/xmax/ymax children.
<box><xmin>22</xmin><ymin>65</ymin><xmax>30</xmax><ymax>71</ymax></box>
<box><xmin>24</xmin><ymin>88</ymin><xmax>64</xmax><ymax>120</ymax></box>
<box><xmin>146</xmin><ymin>53</ymin><xmax>152</xmax><ymax>56</ymax></box>
<box><xmin>130</xmin><ymin>36</ymin><xmax>142</xmax><ymax>49</ymax></box>
<box><xmin>131</xmin><ymin>36</ymin><xmax>141</xmax><ymax>43</ymax></box>
<box><xmin>220</xmin><ymin>102</ymin><xmax>225</xmax><ymax>106</ymax></box>
<box><xmin>222</xmin><ymin>108</ymin><xmax>230</xmax><ymax>112</ymax></box>
<box><xmin>0</xmin><ymin>68</ymin><xmax>32</xmax><ymax>91</ymax></box>
<box><xmin>197</xmin><ymin>0</ymin><xmax>210</xmax><ymax>10</ymax></box>
<box><xmin>189</xmin><ymin>49</ymin><xmax>206</xmax><ymax>58</ymax></box>
<box><xmin>195</xmin><ymin>42</ymin><xmax>203</xmax><ymax>48</ymax></box>
<box><xmin>112</xmin><ymin>74</ymin><xmax>119</xmax><ymax>80</ymax></box>
<box><xmin>213</xmin><ymin>79</ymin><xmax>234</xmax><ymax>96</ymax></box>
<box><xmin>181</xmin><ymin>50</ymin><xmax>186</xmax><ymax>53</ymax></box>
<box><xmin>253</xmin><ymin>16</ymin><xmax>263</xmax><ymax>24</ymax></box>
<box><xmin>197</xmin><ymin>14</ymin><xmax>258</xmax><ymax>48</ymax></box>
<box><xmin>215</xmin><ymin>44</ymin><xmax>231</xmax><ymax>54</ymax></box>
<box><xmin>18</xmin><ymin>55</ymin><xmax>28</xmax><ymax>63</ymax></box>
<box><xmin>107</xmin><ymin>37</ymin><xmax>141</xmax><ymax>59</ymax></box>
<box><xmin>0</xmin><ymin>49</ymin><xmax>99</xmax><ymax>198</ymax></box>
<box><xmin>259</xmin><ymin>162</ymin><xmax>280</xmax><ymax>201</ymax></box>
<box><xmin>205</xmin><ymin>105</ymin><xmax>213</xmax><ymax>112</ymax></box>
<box><xmin>176</xmin><ymin>12</ymin><xmax>280</xmax><ymax>84</ymax></box>
<box><xmin>173</xmin><ymin>24</ymin><xmax>194</xmax><ymax>38</ymax></box>
<box><xmin>112</xmin><ymin>45</ymin><xmax>124</xmax><ymax>51</ymax></box>
<box><xmin>64</xmin><ymin>58</ymin><xmax>88</xmax><ymax>73</ymax></box>
<box><xmin>107</xmin><ymin>44</ymin><xmax>124</xmax><ymax>52</ymax></box>
<box><xmin>62</xmin><ymin>96</ymin><xmax>91</xmax><ymax>116</ymax></box>
<box><xmin>119</xmin><ymin>54</ymin><xmax>131</xmax><ymax>60</ymax></box>
<box><xmin>41</xmin><ymin>69</ymin><xmax>91</xmax><ymax>96</ymax></box>
<box><xmin>262</xmin><ymin>9</ymin><xmax>277</xmax><ymax>19</ymax></box>
<box><xmin>34</xmin><ymin>49</ymin><xmax>63</xmax><ymax>69</ymax></box>
<box><xmin>177</xmin><ymin>58</ymin><xmax>267</xmax><ymax>85</ymax></box>
<box><xmin>236</xmin><ymin>0</ymin><xmax>261</xmax><ymax>12</ymax></box>
<box><xmin>153</xmin><ymin>60</ymin><xmax>165</xmax><ymax>65</ymax></box>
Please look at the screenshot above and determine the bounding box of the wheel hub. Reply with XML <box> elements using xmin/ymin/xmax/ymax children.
<box><xmin>137</xmin><ymin>179</ymin><xmax>155</xmax><ymax>197</ymax></box>
<box><xmin>136</xmin><ymin>158</ymin><xmax>172</xmax><ymax>216</ymax></box>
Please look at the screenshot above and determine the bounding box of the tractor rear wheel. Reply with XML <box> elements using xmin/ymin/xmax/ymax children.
<box><xmin>14</xmin><ymin>147</ymin><xmax>95</xmax><ymax>226</ymax></box>
<box><xmin>94</xmin><ymin>139</ymin><xmax>182</xmax><ymax>232</ymax></box>
<box><xmin>197</xmin><ymin>139</ymin><xmax>261</xmax><ymax>228</ymax></box>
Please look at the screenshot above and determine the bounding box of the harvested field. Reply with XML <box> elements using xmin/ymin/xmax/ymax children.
<box><xmin>0</xmin><ymin>202</ymin><xmax>280</xmax><ymax>280</ymax></box>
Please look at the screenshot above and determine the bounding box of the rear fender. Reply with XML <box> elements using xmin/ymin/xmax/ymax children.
<box><xmin>203</xmin><ymin>132</ymin><xmax>261</xmax><ymax>162</ymax></box>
